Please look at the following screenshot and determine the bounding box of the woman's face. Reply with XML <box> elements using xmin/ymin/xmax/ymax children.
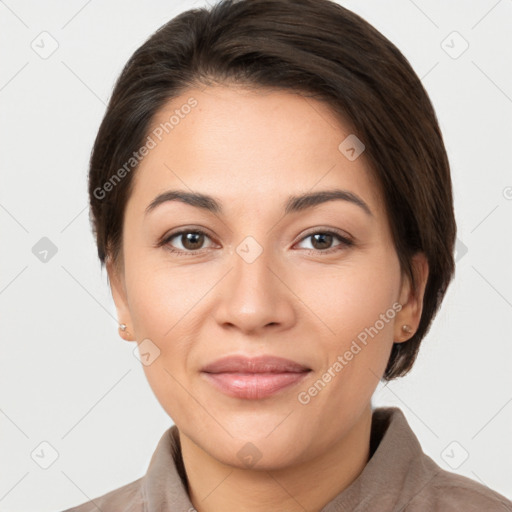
<box><xmin>109</xmin><ymin>85</ymin><xmax>427</xmax><ymax>469</ymax></box>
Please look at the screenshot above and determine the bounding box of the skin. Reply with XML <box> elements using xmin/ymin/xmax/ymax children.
<box><xmin>108</xmin><ymin>84</ymin><xmax>429</xmax><ymax>512</ymax></box>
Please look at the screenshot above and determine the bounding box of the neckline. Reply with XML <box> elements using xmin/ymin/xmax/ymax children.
<box><xmin>142</xmin><ymin>406</ymin><xmax>428</xmax><ymax>511</ymax></box>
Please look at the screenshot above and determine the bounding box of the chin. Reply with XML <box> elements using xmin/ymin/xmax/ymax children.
<box><xmin>197</xmin><ymin>422</ymin><xmax>311</xmax><ymax>471</ymax></box>
<box><xmin>211</xmin><ymin>440</ymin><xmax>304</xmax><ymax>472</ymax></box>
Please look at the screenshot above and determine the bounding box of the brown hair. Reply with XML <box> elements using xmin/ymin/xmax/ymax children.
<box><xmin>88</xmin><ymin>0</ymin><xmax>456</xmax><ymax>380</ymax></box>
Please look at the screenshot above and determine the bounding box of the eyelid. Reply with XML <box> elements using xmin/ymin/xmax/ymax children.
<box><xmin>157</xmin><ymin>227</ymin><xmax>218</xmax><ymax>250</ymax></box>
<box><xmin>158</xmin><ymin>226</ymin><xmax>354</xmax><ymax>255</ymax></box>
<box><xmin>295</xmin><ymin>226</ymin><xmax>353</xmax><ymax>245</ymax></box>
<box><xmin>292</xmin><ymin>228</ymin><xmax>354</xmax><ymax>253</ymax></box>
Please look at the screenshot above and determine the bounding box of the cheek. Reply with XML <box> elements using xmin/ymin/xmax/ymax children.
<box><xmin>297</xmin><ymin>256</ymin><xmax>400</xmax><ymax>343</ymax></box>
<box><xmin>125</xmin><ymin>266</ymin><xmax>200</xmax><ymax>422</ymax></box>
<box><xmin>123</xmin><ymin>267</ymin><xmax>195</xmax><ymax>404</ymax></box>
<box><xmin>294</xmin><ymin>254</ymin><xmax>401</xmax><ymax>404</ymax></box>
<box><xmin>125</xmin><ymin>260</ymin><xmax>202</xmax><ymax>337</ymax></box>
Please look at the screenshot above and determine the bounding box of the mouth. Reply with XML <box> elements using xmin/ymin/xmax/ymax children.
<box><xmin>201</xmin><ymin>355</ymin><xmax>312</xmax><ymax>400</ymax></box>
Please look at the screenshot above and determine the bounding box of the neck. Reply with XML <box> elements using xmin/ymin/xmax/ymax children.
<box><xmin>179</xmin><ymin>404</ymin><xmax>373</xmax><ymax>512</ymax></box>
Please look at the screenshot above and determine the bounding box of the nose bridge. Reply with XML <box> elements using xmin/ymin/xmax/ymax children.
<box><xmin>231</xmin><ymin>236</ymin><xmax>278</xmax><ymax>308</ymax></box>
<box><xmin>212</xmin><ymin>234</ymin><xmax>294</xmax><ymax>332</ymax></box>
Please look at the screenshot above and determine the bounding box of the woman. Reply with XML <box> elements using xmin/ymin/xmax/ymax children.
<box><xmin>62</xmin><ymin>0</ymin><xmax>512</xmax><ymax>510</ymax></box>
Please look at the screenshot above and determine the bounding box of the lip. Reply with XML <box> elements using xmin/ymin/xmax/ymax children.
<box><xmin>201</xmin><ymin>355</ymin><xmax>311</xmax><ymax>400</ymax></box>
<box><xmin>202</xmin><ymin>355</ymin><xmax>310</xmax><ymax>374</ymax></box>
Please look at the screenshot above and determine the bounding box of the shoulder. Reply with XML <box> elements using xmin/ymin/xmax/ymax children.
<box><xmin>369</xmin><ymin>407</ymin><xmax>512</xmax><ymax>512</ymax></box>
<box><xmin>59</xmin><ymin>476</ymin><xmax>144</xmax><ymax>512</ymax></box>
<box><xmin>407</xmin><ymin>463</ymin><xmax>512</xmax><ymax>511</ymax></box>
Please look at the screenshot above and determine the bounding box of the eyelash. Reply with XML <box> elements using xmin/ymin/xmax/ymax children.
<box><xmin>158</xmin><ymin>228</ymin><xmax>354</xmax><ymax>256</ymax></box>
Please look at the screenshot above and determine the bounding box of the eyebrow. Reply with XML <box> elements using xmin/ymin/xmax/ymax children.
<box><xmin>145</xmin><ymin>188</ymin><xmax>373</xmax><ymax>217</ymax></box>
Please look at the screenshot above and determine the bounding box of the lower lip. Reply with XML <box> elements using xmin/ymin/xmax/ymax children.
<box><xmin>202</xmin><ymin>371</ymin><xmax>310</xmax><ymax>399</ymax></box>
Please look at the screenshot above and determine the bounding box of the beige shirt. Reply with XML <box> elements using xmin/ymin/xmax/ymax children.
<box><xmin>61</xmin><ymin>406</ymin><xmax>512</xmax><ymax>511</ymax></box>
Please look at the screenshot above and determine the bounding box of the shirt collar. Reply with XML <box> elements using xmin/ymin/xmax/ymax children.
<box><xmin>141</xmin><ymin>406</ymin><xmax>435</xmax><ymax>511</ymax></box>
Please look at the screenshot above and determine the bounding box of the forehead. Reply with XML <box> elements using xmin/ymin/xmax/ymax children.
<box><xmin>128</xmin><ymin>85</ymin><xmax>385</xmax><ymax>220</ymax></box>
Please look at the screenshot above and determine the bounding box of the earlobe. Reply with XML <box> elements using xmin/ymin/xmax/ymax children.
<box><xmin>118</xmin><ymin>322</ymin><xmax>135</xmax><ymax>342</ymax></box>
<box><xmin>395</xmin><ymin>252</ymin><xmax>429</xmax><ymax>343</ymax></box>
<box><xmin>106</xmin><ymin>258</ymin><xmax>135</xmax><ymax>342</ymax></box>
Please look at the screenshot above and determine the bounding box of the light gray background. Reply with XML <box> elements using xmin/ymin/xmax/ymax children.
<box><xmin>1</xmin><ymin>0</ymin><xmax>511</xmax><ymax>510</ymax></box>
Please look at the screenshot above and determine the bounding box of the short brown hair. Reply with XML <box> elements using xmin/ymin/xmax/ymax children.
<box><xmin>88</xmin><ymin>0</ymin><xmax>456</xmax><ymax>380</ymax></box>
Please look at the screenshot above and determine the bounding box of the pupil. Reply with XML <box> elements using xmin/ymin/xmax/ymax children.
<box><xmin>313</xmin><ymin>233</ymin><xmax>332</xmax><ymax>249</ymax></box>
<box><xmin>183</xmin><ymin>232</ymin><xmax>203</xmax><ymax>250</ymax></box>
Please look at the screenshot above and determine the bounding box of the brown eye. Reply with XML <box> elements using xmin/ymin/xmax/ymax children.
<box><xmin>310</xmin><ymin>233</ymin><xmax>334</xmax><ymax>250</ymax></box>
<box><xmin>162</xmin><ymin>229</ymin><xmax>214</xmax><ymax>253</ymax></box>
<box><xmin>296</xmin><ymin>230</ymin><xmax>354</xmax><ymax>254</ymax></box>
<box><xmin>180</xmin><ymin>232</ymin><xmax>205</xmax><ymax>250</ymax></box>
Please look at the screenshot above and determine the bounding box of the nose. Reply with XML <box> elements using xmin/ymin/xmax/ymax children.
<box><xmin>211</xmin><ymin>241</ymin><xmax>296</xmax><ymax>335</ymax></box>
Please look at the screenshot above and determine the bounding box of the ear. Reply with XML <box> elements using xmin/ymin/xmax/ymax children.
<box><xmin>394</xmin><ymin>252</ymin><xmax>429</xmax><ymax>343</ymax></box>
<box><xmin>106</xmin><ymin>257</ymin><xmax>135</xmax><ymax>342</ymax></box>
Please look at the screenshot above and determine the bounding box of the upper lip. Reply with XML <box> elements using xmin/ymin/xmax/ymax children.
<box><xmin>201</xmin><ymin>355</ymin><xmax>311</xmax><ymax>374</ymax></box>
